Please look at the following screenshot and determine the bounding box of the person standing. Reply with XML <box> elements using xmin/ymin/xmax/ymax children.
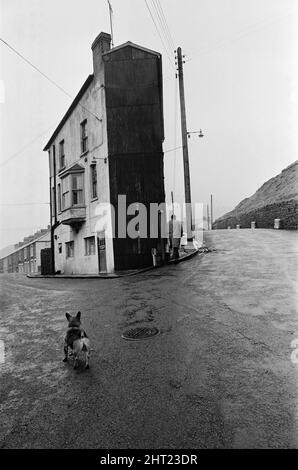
<box><xmin>169</xmin><ymin>215</ymin><xmax>183</xmax><ymax>260</ymax></box>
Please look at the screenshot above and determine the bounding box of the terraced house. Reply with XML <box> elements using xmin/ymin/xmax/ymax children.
<box><xmin>0</xmin><ymin>228</ymin><xmax>51</xmax><ymax>274</ymax></box>
<box><xmin>44</xmin><ymin>32</ymin><xmax>165</xmax><ymax>274</ymax></box>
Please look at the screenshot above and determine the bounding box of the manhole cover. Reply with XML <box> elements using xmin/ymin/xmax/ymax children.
<box><xmin>122</xmin><ymin>326</ymin><xmax>159</xmax><ymax>341</ymax></box>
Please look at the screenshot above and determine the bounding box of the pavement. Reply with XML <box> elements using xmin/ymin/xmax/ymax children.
<box><xmin>27</xmin><ymin>246</ymin><xmax>200</xmax><ymax>278</ymax></box>
<box><xmin>0</xmin><ymin>228</ymin><xmax>297</xmax><ymax>449</ymax></box>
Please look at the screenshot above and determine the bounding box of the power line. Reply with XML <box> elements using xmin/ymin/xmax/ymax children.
<box><xmin>150</xmin><ymin>0</ymin><xmax>174</xmax><ymax>52</ymax></box>
<box><xmin>0</xmin><ymin>203</ymin><xmax>50</xmax><ymax>206</ymax></box>
<box><xmin>144</xmin><ymin>0</ymin><xmax>175</xmax><ymax>71</ymax></box>
<box><xmin>0</xmin><ymin>227</ymin><xmax>46</xmax><ymax>231</ymax></box>
<box><xmin>0</xmin><ymin>123</ymin><xmax>57</xmax><ymax>168</ymax></box>
<box><xmin>0</xmin><ymin>37</ymin><xmax>102</xmax><ymax>122</ymax></box>
<box><xmin>163</xmin><ymin>144</ymin><xmax>183</xmax><ymax>154</ymax></box>
<box><xmin>184</xmin><ymin>7</ymin><xmax>296</xmax><ymax>64</ymax></box>
<box><xmin>152</xmin><ymin>0</ymin><xmax>175</xmax><ymax>51</ymax></box>
<box><xmin>0</xmin><ymin>75</ymin><xmax>174</xmax><ymax>172</ymax></box>
<box><xmin>2</xmin><ymin>7</ymin><xmax>290</xmax><ymax>174</ymax></box>
<box><xmin>172</xmin><ymin>76</ymin><xmax>179</xmax><ymax>194</ymax></box>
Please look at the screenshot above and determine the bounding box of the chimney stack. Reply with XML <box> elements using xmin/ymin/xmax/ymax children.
<box><xmin>91</xmin><ymin>32</ymin><xmax>111</xmax><ymax>77</ymax></box>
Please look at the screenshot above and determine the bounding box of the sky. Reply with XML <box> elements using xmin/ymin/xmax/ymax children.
<box><xmin>0</xmin><ymin>0</ymin><xmax>297</xmax><ymax>250</ymax></box>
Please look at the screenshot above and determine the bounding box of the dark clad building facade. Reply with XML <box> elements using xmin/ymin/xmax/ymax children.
<box><xmin>104</xmin><ymin>42</ymin><xmax>165</xmax><ymax>269</ymax></box>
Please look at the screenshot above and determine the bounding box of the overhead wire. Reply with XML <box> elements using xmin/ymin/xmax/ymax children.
<box><xmin>150</xmin><ymin>0</ymin><xmax>175</xmax><ymax>52</ymax></box>
<box><xmin>0</xmin><ymin>203</ymin><xmax>50</xmax><ymax>206</ymax></box>
<box><xmin>172</xmin><ymin>76</ymin><xmax>179</xmax><ymax>196</ymax></box>
<box><xmin>183</xmin><ymin>7</ymin><xmax>296</xmax><ymax>65</ymax></box>
<box><xmin>144</xmin><ymin>0</ymin><xmax>176</xmax><ymax>71</ymax></box>
<box><xmin>0</xmin><ymin>37</ymin><xmax>102</xmax><ymax>122</ymax></box>
<box><xmin>2</xmin><ymin>6</ymin><xmax>294</xmax><ymax>171</ymax></box>
<box><xmin>0</xmin><ymin>123</ymin><xmax>57</xmax><ymax>168</ymax></box>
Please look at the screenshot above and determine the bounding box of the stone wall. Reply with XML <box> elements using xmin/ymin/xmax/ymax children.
<box><xmin>213</xmin><ymin>199</ymin><xmax>298</xmax><ymax>230</ymax></box>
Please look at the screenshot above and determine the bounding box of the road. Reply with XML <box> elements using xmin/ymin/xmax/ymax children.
<box><xmin>0</xmin><ymin>229</ymin><xmax>297</xmax><ymax>449</ymax></box>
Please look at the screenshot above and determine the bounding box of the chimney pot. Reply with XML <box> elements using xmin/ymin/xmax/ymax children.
<box><xmin>91</xmin><ymin>32</ymin><xmax>111</xmax><ymax>77</ymax></box>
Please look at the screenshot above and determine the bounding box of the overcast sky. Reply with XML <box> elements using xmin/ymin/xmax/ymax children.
<box><xmin>0</xmin><ymin>0</ymin><xmax>297</xmax><ymax>249</ymax></box>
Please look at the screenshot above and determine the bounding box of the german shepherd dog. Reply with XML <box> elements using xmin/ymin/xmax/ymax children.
<box><xmin>63</xmin><ymin>311</ymin><xmax>90</xmax><ymax>369</ymax></box>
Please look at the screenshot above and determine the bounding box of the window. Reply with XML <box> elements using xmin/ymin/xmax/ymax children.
<box><xmin>85</xmin><ymin>236</ymin><xmax>95</xmax><ymax>256</ymax></box>
<box><xmin>52</xmin><ymin>145</ymin><xmax>56</xmax><ymax>168</ymax></box>
<box><xmin>60</xmin><ymin>172</ymin><xmax>84</xmax><ymax>210</ymax></box>
<box><xmin>72</xmin><ymin>174</ymin><xmax>84</xmax><ymax>205</ymax></box>
<box><xmin>61</xmin><ymin>177</ymin><xmax>70</xmax><ymax>210</ymax></box>
<box><xmin>51</xmin><ymin>187</ymin><xmax>56</xmax><ymax>219</ymax></box>
<box><xmin>59</xmin><ymin>140</ymin><xmax>65</xmax><ymax>169</ymax></box>
<box><xmin>58</xmin><ymin>243</ymin><xmax>62</xmax><ymax>254</ymax></box>
<box><xmin>80</xmin><ymin>119</ymin><xmax>88</xmax><ymax>154</ymax></box>
<box><xmin>66</xmin><ymin>241</ymin><xmax>74</xmax><ymax>258</ymax></box>
<box><xmin>90</xmin><ymin>164</ymin><xmax>97</xmax><ymax>199</ymax></box>
<box><xmin>57</xmin><ymin>183</ymin><xmax>61</xmax><ymax>212</ymax></box>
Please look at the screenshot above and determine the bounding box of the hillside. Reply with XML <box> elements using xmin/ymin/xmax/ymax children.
<box><xmin>213</xmin><ymin>160</ymin><xmax>298</xmax><ymax>230</ymax></box>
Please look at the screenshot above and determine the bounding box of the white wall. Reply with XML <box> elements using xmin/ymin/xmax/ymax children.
<box><xmin>49</xmin><ymin>66</ymin><xmax>114</xmax><ymax>274</ymax></box>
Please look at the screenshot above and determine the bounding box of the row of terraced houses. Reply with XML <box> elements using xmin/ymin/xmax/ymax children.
<box><xmin>0</xmin><ymin>228</ymin><xmax>51</xmax><ymax>274</ymax></box>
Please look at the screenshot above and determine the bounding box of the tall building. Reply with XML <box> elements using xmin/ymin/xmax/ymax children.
<box><xmin>44</xmin><ymin>32</ymin><xmax>165</xmax><ymax>274</ymax></box>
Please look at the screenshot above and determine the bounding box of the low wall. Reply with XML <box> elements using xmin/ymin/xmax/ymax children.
<box><xmin>213</xmin><ymin>199</ymin><xmax>298</xmax><ymax>230</ymax></box>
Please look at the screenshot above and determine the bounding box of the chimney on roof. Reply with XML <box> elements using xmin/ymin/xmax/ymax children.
<box><xmin>91</xmin><ymin>32</ymin><xmax>111</xmax><ymax>78</ymax></box>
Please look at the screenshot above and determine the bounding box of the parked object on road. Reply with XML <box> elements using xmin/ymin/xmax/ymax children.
<box><xmin>63</xmin><ymin>311</ymin><xmax>91</xmax><ymax>369</ymax></box>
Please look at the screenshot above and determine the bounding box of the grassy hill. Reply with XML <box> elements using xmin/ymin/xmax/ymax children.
<box><xmin>213</xmin><ymin>160</ymin><xmax>298</xmax><ymax>230</ymax></box>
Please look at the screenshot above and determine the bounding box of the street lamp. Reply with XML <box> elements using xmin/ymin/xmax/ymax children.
<box><xmin>187</xmin><ymin>129</ymin><xmax>204</xmax><ymax>139</ymax></box>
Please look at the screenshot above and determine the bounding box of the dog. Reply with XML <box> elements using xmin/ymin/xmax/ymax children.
<box><xmin>63</xmin><ymin>311</ymin><xmax>90</xmax><ymax>369</ymax></box>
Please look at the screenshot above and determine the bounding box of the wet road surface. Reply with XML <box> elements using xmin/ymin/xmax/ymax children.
<box><xmin>0</xmin><ymin>229</ymin><xmax>297</xmax><ymax>448</ymax></box>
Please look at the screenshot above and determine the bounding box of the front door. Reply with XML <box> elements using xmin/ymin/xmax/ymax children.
<box><xmin>97</xmin><ymin>232</ymin><xmax>107</xmax><ymax>272</ymax></box>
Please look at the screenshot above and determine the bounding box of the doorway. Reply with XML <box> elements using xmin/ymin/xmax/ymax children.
<box><xmin>97</xmin><ymin>231</ymin><xmax>107</xmax><ymax>272</ymax></box>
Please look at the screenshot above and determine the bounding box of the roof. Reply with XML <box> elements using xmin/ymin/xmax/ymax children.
<box><xmin>0</xmin><ymin>230</ymin><xmax>51</xmax><ymax>261</ymax></box>
<box><xmin>43</xmin><ymin>41</ymin><xmax>161</xmax><ymax>152</ymax></box>
<box><xmin>103</xmin><ymin>41</ymin><xmax>161</xmax><ymax>58</ymax></box>
<box><xmin>43</xmin><ymin>74</ymin><xmax>94</xmax><ymax>151</ymax></box>
<box><xmin>59</xmin><ymin>162</ymin><xmax>85</xmax><ymax>177</ymax></box>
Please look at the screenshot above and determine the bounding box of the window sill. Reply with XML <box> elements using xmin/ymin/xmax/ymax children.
<box><xmin>59</xmin><ymin>205</ymin><xmax>86</xmax><ymax>213</ymax></box>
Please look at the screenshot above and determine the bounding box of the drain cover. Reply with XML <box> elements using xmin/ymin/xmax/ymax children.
<box><xmin>122</xmin><ymin>326</ymin><xmax>159</xmax><ymax>341</ymax></box>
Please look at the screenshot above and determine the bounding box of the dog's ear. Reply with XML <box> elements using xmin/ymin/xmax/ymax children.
<box><xmin>65</xmin><ymin>312</ymin><xmax>71</xmax><ymax>321</ymax></box>
<box><xmin>76</xmin><ymin>311</ymin><xmax>81</xmax><ymax>320</ymax></box>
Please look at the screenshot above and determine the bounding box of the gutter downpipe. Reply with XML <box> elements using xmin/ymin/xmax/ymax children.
<box><xmin>50</xmin><ymin>145</ymin><xmax>58</xmax><ymax>274</ymax></box>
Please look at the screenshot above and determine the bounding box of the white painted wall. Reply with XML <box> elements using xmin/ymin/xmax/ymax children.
<box><xmin>49</xmin><ymin>68</ymin><xmax>114</xmax><ymax>274</ymax></box>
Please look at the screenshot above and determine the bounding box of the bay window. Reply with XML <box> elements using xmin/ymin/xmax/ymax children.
<box><xmin>60</xmin><ymin>169</ymin><xmax>85</xmax><ymax>210</ymax></box>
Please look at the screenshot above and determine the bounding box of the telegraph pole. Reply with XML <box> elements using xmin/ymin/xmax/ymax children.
<box><xmin>176</xmin><ymin>47</ymin><xmax>193</xmax><ymax>241</ymax></box>
<box><xmin>171</xmin><ymin>190</ymin><xmax>175</xmax><ymax>216</ymax></box>
<box><xmin>210</xmin><ymin>194</ymin><xmax>213</xmax><ymax>230</ymax></box>
<box><xmin>207</xmin><ymin>204</ymin><xmax>210</xmax><ymax>230</ymax></box>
